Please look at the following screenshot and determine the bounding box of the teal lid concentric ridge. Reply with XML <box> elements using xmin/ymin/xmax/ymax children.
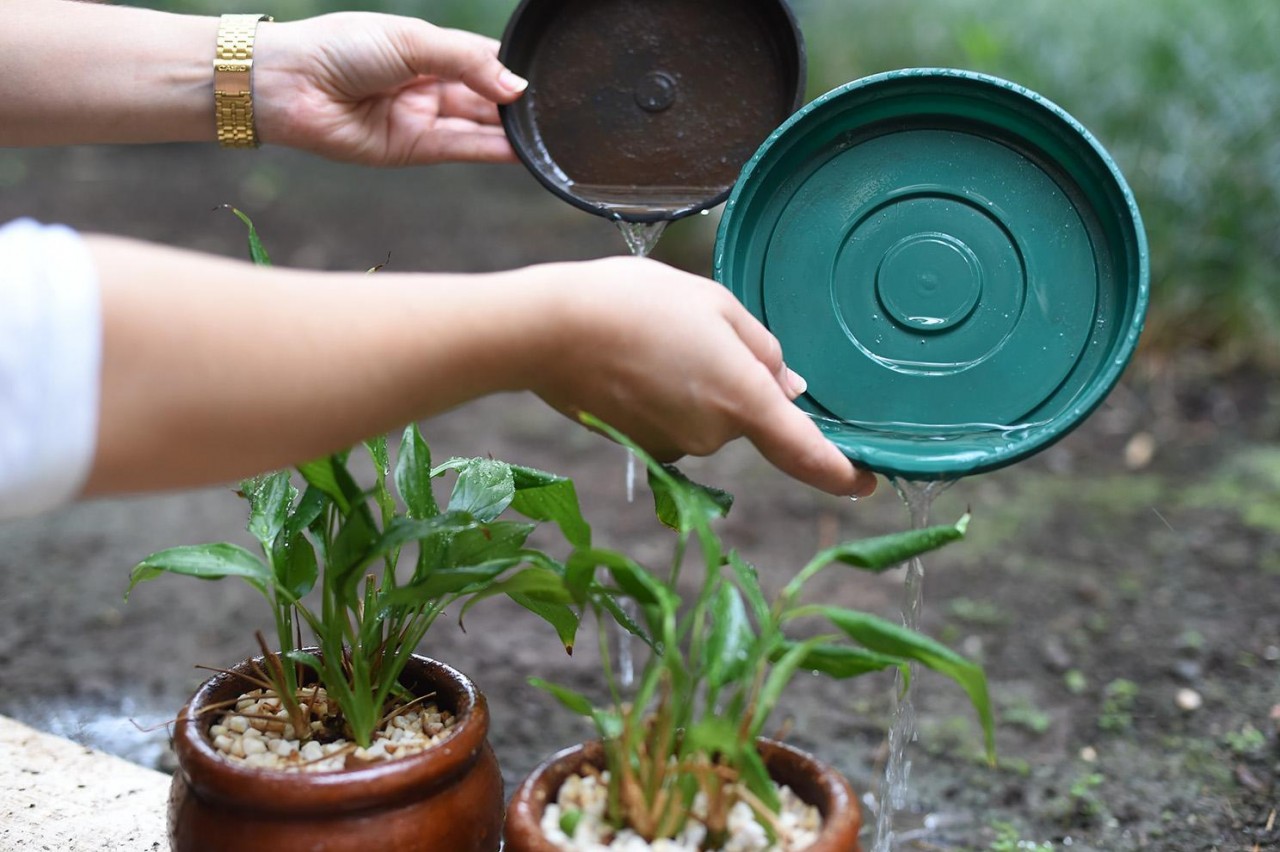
<box><xmin>715</xmin><ymin>68</ymin><xmax>1150</xmax><ymax>479</ymax></box>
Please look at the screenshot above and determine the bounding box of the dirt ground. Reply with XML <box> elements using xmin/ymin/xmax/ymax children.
<box><xmin>0</xmin><ymin>144</ymin><xmax>1276</xmax><ymax>851</ymax></box>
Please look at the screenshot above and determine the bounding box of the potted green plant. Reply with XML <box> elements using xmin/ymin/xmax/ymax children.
<box><xmin>503</xmin><ymin>420</ymin><xmax>996</xmax><ymax>852</ymax></box>
<box><xmin>129</xmin><ymin>213</ymin><xmax>594</xmax><ymax>852</ymax></box>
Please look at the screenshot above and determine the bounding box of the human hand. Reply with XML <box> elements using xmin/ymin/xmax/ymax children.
<box><xmin>253</xmin><ymin>13</ymin><xmax>525</xmax><ymax>166</ymax></box>
<box><xmin>523</xmin><ymin>257</ymin><xmax>877</xmax><ymax>498</ymax></box>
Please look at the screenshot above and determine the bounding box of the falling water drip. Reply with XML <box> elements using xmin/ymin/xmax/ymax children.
<box><xmin>612</xmin><ymin>218</ymin><xmax>668</xmax><ymax>691</ymax></box>
<box><xmin>625</xmin><ymin>451</ymin><xmax>637</xmax><ymax>504</ymax></box>
<box><xmin>872</xmin><ymin>477</ymin><xmax>954</xmax><ymax>852</ymax></box>
<box><xmin>615</xmin><ymin>219</ymin><xmax>668</xmax><ymax>258</ymax></box>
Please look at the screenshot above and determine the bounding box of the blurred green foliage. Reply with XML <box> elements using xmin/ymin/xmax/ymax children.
<box><xmin>798</xmin><ymin>0</ymin><xmax>1279</xmax><ymax>365</ymax></box>
<box><xmin>146</xmin><ymin>0</ymin><xmax>1279</xmax><ymax>363</ymax></box>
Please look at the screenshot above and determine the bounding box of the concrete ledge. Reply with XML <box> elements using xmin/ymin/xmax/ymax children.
<box><xmin>0</xmin><ymin>715</ymin><xmax>168</xmax><ymax>851</ymax></box>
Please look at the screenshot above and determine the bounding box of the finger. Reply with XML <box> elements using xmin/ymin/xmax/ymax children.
<box><xmin>400</xmin><ymin>22</ymin><xmax>528</xmax><ymax>104</ymax></box>
<box><xmin>438</xmin><ymin>82</ymin><xmax>504</xmax><ymax>125</ymax></box>
<box><xmin>723</xmin><ymin>301</ymin><xmax>807</xmax><ymax>397</ymax></box>
<box><xmin>742</xmin><ymin>384</ymin><xmax>878</xmax><ymax>497</ymax></box>
<box><xmin>409</xmin><ymin>126</ymin><xmax>517</xmax><ymax>164</ymax></box>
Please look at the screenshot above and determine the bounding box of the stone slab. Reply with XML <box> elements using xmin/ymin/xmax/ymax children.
<box><xmin>0</xmin><ymin>714</ymin><xmax>167</xmax><ymax>851</ymax></box>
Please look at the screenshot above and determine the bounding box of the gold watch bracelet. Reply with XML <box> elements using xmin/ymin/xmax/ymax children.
<box><xmin>214</xmin><ymin>14</ymin><xmax>272</xmax><ymax>148</ymax></box>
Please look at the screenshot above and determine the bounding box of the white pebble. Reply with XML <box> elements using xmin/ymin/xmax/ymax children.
<box><xmin>1176</xmin><ymin>688</ymin><xmax>1203</xmax><ymax>711</ymax></box>
<box><xmin>227</xmin><ymin>716</ymin><xmax>249</xmax><ymax>734</ymax></box>
<box><xmin>300</xmin><ymin>741</ymin><xmax>324</xmax><ymax>762</ymax></box>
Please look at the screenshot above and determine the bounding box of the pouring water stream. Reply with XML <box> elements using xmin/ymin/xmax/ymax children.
<box><xmin>872</xmin><ymin>477</ymin><xmax>955</xmax><ymax>852</ymax></box>
<box><xmin>614</xmin><ymin>219</ymin><xmax>669</xmax><ymax>688</ymax></box>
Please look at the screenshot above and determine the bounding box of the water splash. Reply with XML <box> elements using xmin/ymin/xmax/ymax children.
<box><xmin>872</xmin><ymin>477</ymin><xmax>954</xmax><ymax>852</ymax></box>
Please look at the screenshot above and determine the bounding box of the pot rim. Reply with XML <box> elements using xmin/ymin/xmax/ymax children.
<box><xmin>173</xmin><ymin>652</ymin><xmax>491</xmax><ymax>815</ymax></box>
<box><xmin>505</xmin><ymin>738</ymin><xmax>861</xmax><ymax>851</ymax></box>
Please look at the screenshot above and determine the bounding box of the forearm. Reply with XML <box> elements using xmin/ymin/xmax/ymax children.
<box><xmin>0</xmin><ymin>1</ymin><xmax>217</xmax><ymax>145</ymax></box>
<box><xmin>84</xmin><ymin>235</ymin><xmax>554</xmax><ymax>494</ymax></box>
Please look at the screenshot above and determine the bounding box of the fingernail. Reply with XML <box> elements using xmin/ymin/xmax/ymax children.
<box><xmin>785</xmin><ymin>367</ymin><xmax>808</xmax><ymax>396</ymax></box>
<box><xmin>852</xmin><ymin>471</ymin><xmax>878</xmax><ymax>500</ymax></box>
<box><xmin>499</xmin><ymin>69</ymin><xmax>529</xmax><ymax>93</ymax></box>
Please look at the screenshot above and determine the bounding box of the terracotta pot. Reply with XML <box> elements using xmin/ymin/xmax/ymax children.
<box><xmin>504</xmin><ymin>738</ymin><xmax>862</xmax><ymax>851</ymax></box>
<box><xmin>169</xmin><ymin>654</ymin><xmax>503</xmax><ymax>852</ymax></box>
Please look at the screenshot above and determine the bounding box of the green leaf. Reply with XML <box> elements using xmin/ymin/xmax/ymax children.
<box><xmin>684</xmin><ymin>714</ymin><xmax>740</xmax><ymax>757</ymax></box>
<box><xmin>567</xmin><ymin>548</ymin><xmax>674</xmax><ymax>613</ymax></box>
<box><xmin>784</xmin><ymin>516</ymin><xmax>969</xmax><ymax>601</ymax></box>
<box><xmin>447</xmin><ymin>459</ymin><xmax>516</xmax><ymax>521</ymax></box>
<box><xmin>283</xmin><ymin>486</ymin><xmax>328</xmax><ymax>543</ymax></box>
<box><xmin>394</xmin><ymin>425</ymin><xmax>439</xmax><ymax>519</ymax></box>
<box><xmin>596</xmin><ymin>591</ymin><xmax>656</xmax><ymax>651</ymax></box>
<box><xmin>457</xmin><ymin>566</ymin><xmax>574</xmax><ymax>627</ymax></box>
<box><xmin>363</xmin><ymin>436</ymin><xmax>395</xmax><ymax>523</ymax></box>
<box><xmin>575</xmin><ymin>413</ymin><xmax>730</xmax><ymax>532</ymax></box>
<box><xmin>774</xmin><ymin>641</ymin><xmax>904</xmax><ymax>679</ymax></box>
<box><xmin>297</xmin><ymin>456</ymin><xmax>360</xmax><ymax>515</ymax></box>
<box><xmin>728</xmin><ymin>552</ymin><xmax>770</xmax><ymax>627</ymax></box>
<box><xmin>751</xmin><ymin>635</ymin><xmax>829</xmax><ymax>740</ymax></box>
<box><xmin>371</xmin><ymin>513</ymin><xmax>477</xmax><ymax>560</ymax></box>
<box><xmin>529</xmin><ymin>677</ymin><xmax>595</xmax><ymax>718</ymax></box>
<box><xmin>241</xmin><ymin>471</ymin><xmax>294</xmax><ymax>552</ymax></box>
<box><xmin>559</xmin><ymin>809</ymin><xmax>583</xmax><ymax>839</ymax></box>
<box><xmin>738</xmin><ymin>742</ymin><xmax>781</xmax><ymax>814</ymax></box>
<box><xmin>364</xmin><ymin>435</ymin><xmax>389</xmax><ymax>476</ymax></box>
<box><xmin>705</xmin><ymin>581</ymin><xmax>755</xmax><ymax>689</ymax></box>
<box><xmin>328</xmin><ymin>507</ymin><xmax>380</xmax><ymax>605</ymax></box>
<box><xmin>649</xmin><ymin>463</ymin><xmax>733</xmax><ymax>531</ymax></box>
<box><xmin>819</xmin><ymin>606</ymin><xmax>996</xmax><ymax>763</ymax></box>
<box><xmin>223</xmin><ymin>206</ymin><xmax>271</xmax><ymax>266</ymax></box>
<box><xmin>276</xmin><ymin>532</ymin><xmax>319</xmax><ymax>600</ymax></box>
<box><xmin>128</xmin><ymin>544</ymin><xmax>271</xmax><ymax>598</ymax></box>
<box><xmin>819</xmin><ymin>517</ymin><xmax>968</xmax><ymax>573</ymax></box>
<box><xmin>509</xmin><ymin>593</ymin><xmax>581</xmax><ymax>655</ymax></box>
<box><xmin>509</xmin><ymin>465</ymin><xmax>591</xmax><ymax>548</ymax></box>
<box><xmin>444</xmin><ymin>521</ymin><xmax>534</xmax><ymax>568</ymax></box>
<box><xmin>379</xmin><ymin>559</ymin><xmax>521</xmax><ymax>609</ymax></box>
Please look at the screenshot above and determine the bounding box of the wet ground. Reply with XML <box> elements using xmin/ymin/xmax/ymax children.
<box><xmin>0</xmin><ymin>145</ymin><xmax>1277</xmax><ymax>851</ymax></box>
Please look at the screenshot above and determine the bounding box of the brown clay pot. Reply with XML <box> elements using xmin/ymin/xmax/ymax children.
<box><xmin>169</xmin><ymin>654</ymin><xmax>503</xmax><ymax>852</ymax></box>
<box><xmin>504</xmin><ymin>738</ymin><xmax>862</xmax><ymax>852</ymax></box>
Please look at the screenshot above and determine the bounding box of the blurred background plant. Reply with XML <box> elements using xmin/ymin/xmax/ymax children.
<box><xmin>143</xmin><ymin>0</ymin><xmax>1280</xmax><ymax>368</ymax></box>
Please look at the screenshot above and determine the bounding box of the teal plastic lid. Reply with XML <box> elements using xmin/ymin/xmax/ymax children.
<box><xmin>714</xmin><ymin>69</ymin><xmax>1149</xmax><ymax>479</ymax></box>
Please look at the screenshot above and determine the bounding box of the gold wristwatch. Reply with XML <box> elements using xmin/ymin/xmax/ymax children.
<box><xmin>214</xmin><ymin>14</ymin><xmax>272</xmax><ymax>148</ymax></box>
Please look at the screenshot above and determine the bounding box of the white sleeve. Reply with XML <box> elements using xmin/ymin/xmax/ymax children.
<box><xmin>0</xmin><ymin>218</ymin><xmax>102</xmax><ymax>520</ymax></box>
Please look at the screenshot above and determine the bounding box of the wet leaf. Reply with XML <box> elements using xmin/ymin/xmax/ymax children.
<box><xmin>128</xmin><ymin>543</ymin><xmax>270</xmax><ymax>598</ymax></box>
<box><xmin>819</xmin><ymin>606</ymin><xmax>995</xmax><ymax>763</ymax></box>
<box><xmin>395</xmin><ymin>425</ymin><xmax>439</xmax><ymax>519</ymax></box>
<box><xmin>447</xmin><ymin>459</ymin><xmax>516</xmax><ymax>521</ymax></box>
<box><xmin>277</xmin><ymin>532</ymin><xmax>318</xmax><ymax>600</ymax></box>
<box><xmin>241</xmin><ymin>471</ymin><xmax>294</xmax><ymax>551</ymax></box>
<box><xmin>774</xmin><ymin>641</ymin><xmax>904</xmax><ymax>679</ymax></box>
<box><xmin>509</xmin><ymin>465</ymin><xmax>591</xmax><ymax>548</ymax></box>
<box><xmin>705</xmin><ymin>581</ymin><xmax>754</xmax><ymax>689</ymax></box>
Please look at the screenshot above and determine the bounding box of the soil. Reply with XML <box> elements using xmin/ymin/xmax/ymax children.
<box><xmin>1</xmin><ymin>144</ymin><xmax>1277</xmax><ymax>852</ymax></box>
